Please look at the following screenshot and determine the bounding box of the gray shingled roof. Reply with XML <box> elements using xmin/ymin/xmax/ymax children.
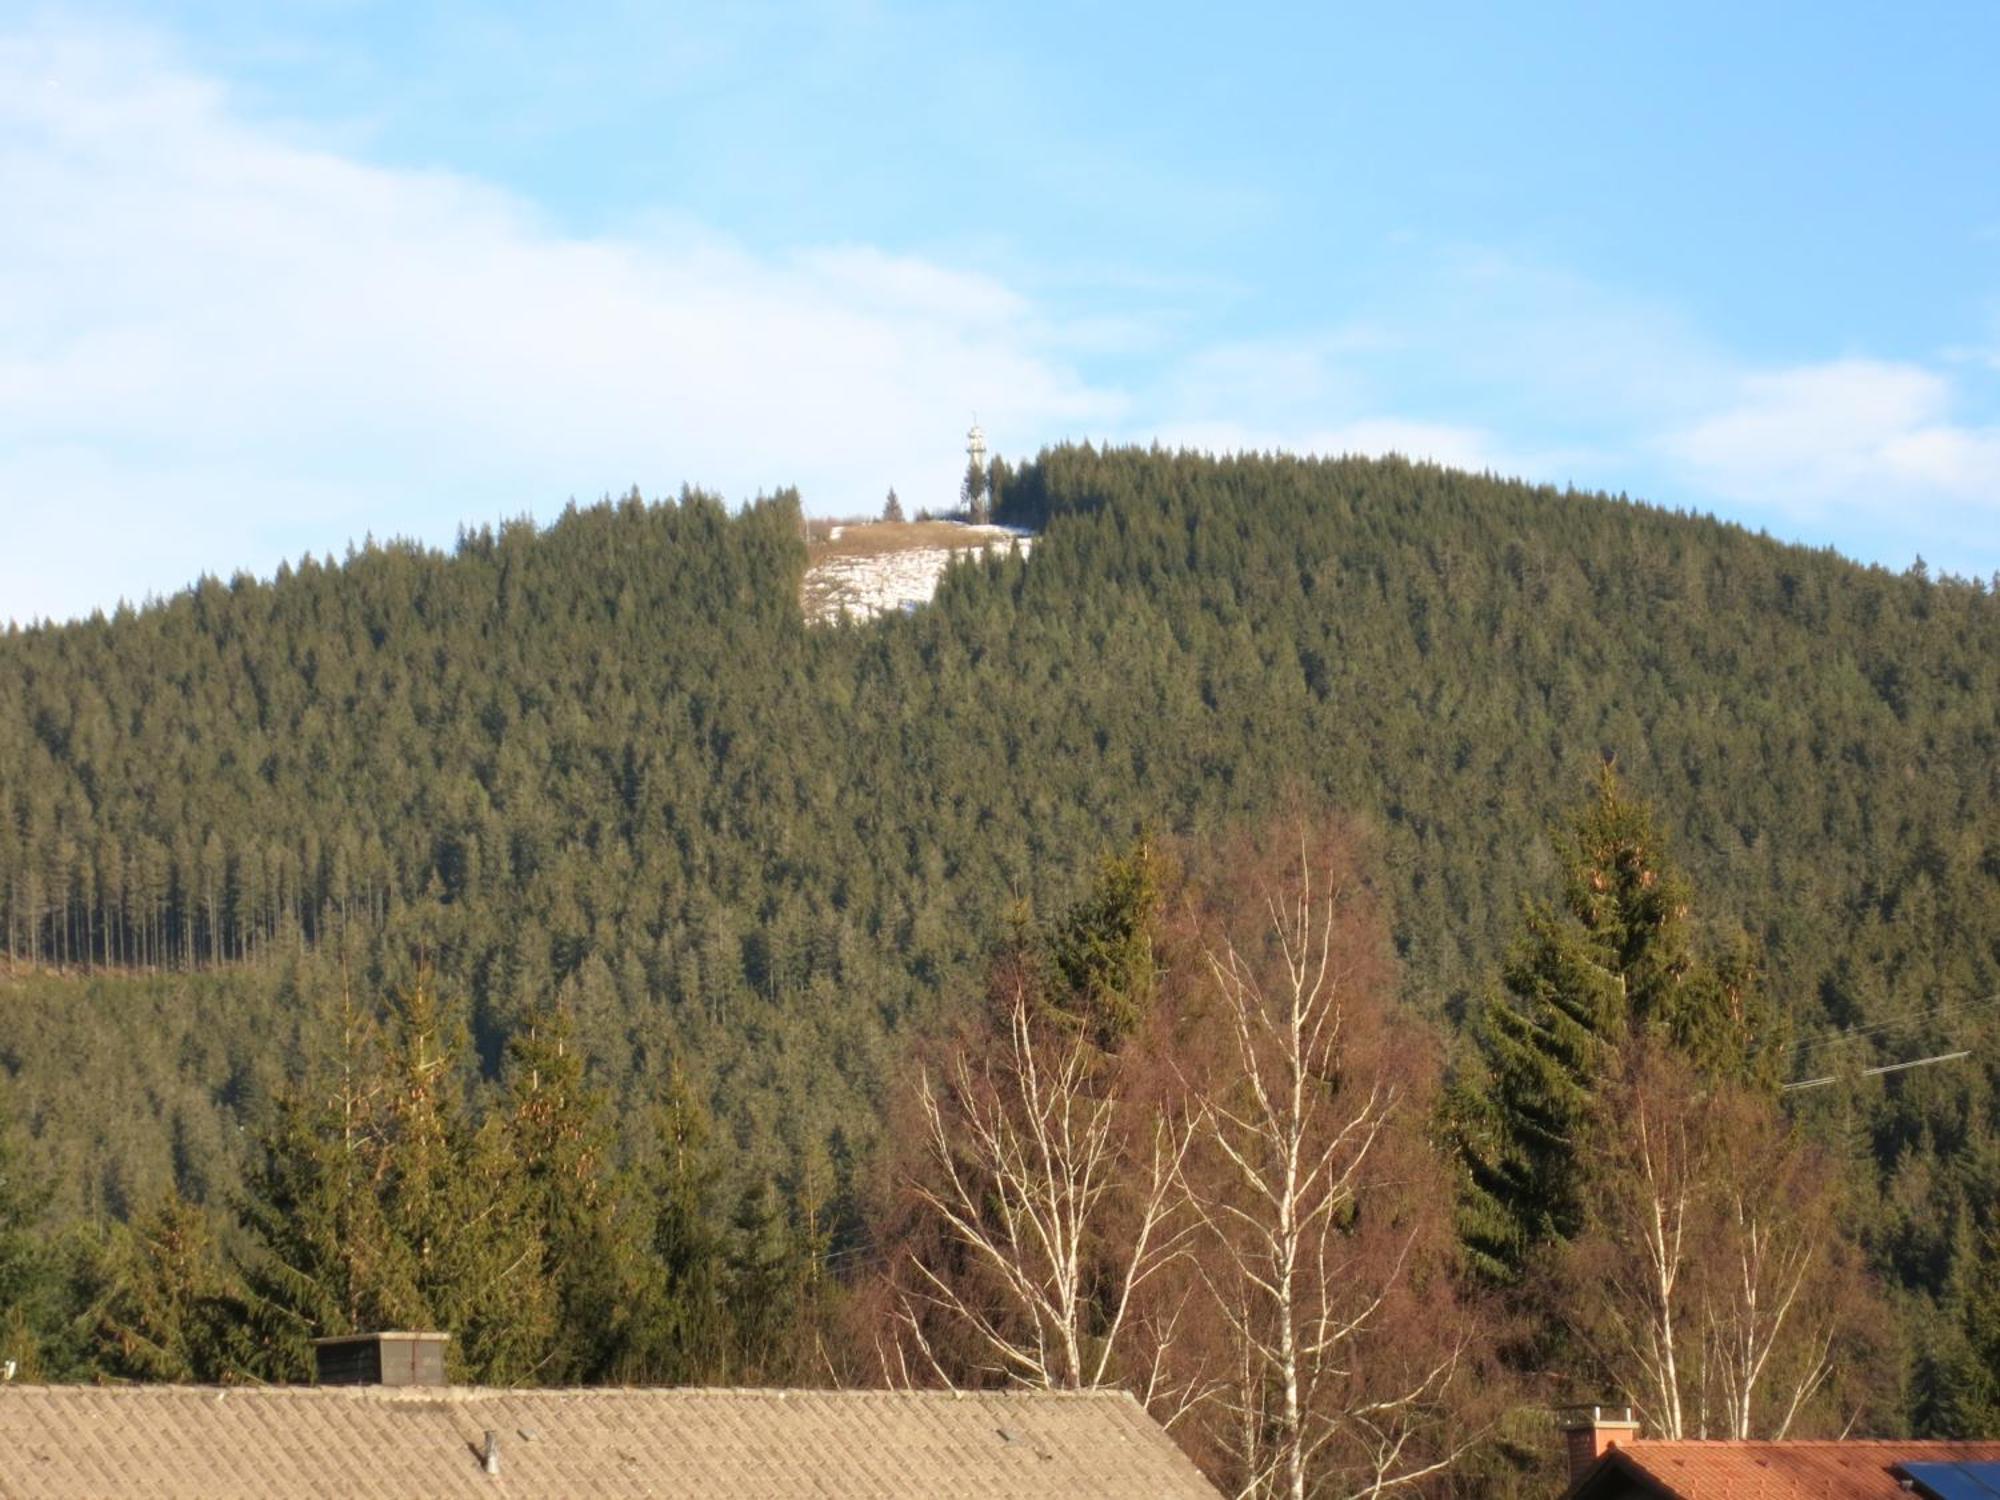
<box><xmin>0</xmin><ymin>1384</ymin><xmax>1220</xmax><ymax>1499</ymax></box>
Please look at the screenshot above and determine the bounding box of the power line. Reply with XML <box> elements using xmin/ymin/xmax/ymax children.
<box><xmin>1782</xmin><ymin>990</ymin><xmax>1999</xmax><ymax>1059</ymax></box>
<box><xmin>1790</xmin><ymin>996</ymin><xmax>1976</xmax><ymax>1053</ymax></box>
<box><xmin>1783</xmin><ymin>1049</ymin><xmax>1973</xmax><ymax>1094</ymax></box>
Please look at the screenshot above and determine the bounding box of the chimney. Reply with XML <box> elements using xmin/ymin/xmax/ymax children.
<box><xmin>311</xmin><ymin>1331</ymin><xmax>452</xmax><ymax>1388</ymax></box>
<box><xmin>1558</xmin><ymin>1405</ymin><xmax>1639</xmax><ymax>1486</ymax></box>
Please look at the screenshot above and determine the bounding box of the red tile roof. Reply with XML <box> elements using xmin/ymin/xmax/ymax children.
<box><xmin>1573</xmin><ymin>1440</ymin><xmax>2000</xmax><ymax>1500</ymax></box>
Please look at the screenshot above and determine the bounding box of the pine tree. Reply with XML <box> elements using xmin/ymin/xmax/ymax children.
<box><xmin>963</xmin><ymin>460</ymin><xmax>989</xmax><ymax>523</ymax></box>
<box><xmin>239</xmin><ymin>972</ymin><xmax>556</xmax><ymax>1383</ymax></box>
<box><xmin>1042</xmin><ymin>839</ymin><xmax>1166</xmax><ymax>1050</ymax></box>
<box><xmin>375</xmin><ymin>974</ymin><xmax>554</xmax><ymax>1383</ymax></box>
<box><xmin>236</xmin><ymin>984</ymin><xmax>413</xmax><ymax>1378</ymax></box>
<box><xmin>503</xmin><ymin>1002</ymin><xmax>637</xmax><ymax>1382</ymax></box>
<box><xmin>629</xmin><ymin>1070</ymin><xmax>732</xmax><ymax>1383</ymax></box>
<box><xmin>0</xmin><ymin>1099</ymin><xmax>55</xmax><ymax>1377</ymax></box>
<box><xmin>724</xmin><ymin>1178</ymin><xmax>801</xmax><ymax>1382</ymax></box>
<box><xmin>1448</xmin><ymin>767</ymin><xmax>1775</xmax><ymax>1283</ymax></box>
<box><xmin>1930</xmin><ymin>1232</ymin><xmax>2000</xmax><ymax>1436</ymax></box>
<box><xmin>84</xmin><ymin>1191</ymin><xmax>262</xmax><ymax>1382</ymax></box>
<box><xmin>882</xmin><ymin>489</ymin><xmax>904</xmax><ymax>524</ymax></box>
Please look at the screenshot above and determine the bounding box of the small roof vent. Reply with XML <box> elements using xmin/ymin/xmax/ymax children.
<box><xmin>311</xmin><ymin>1331</ymin><xmax>451</xmax><ymax>1387</ymax></box>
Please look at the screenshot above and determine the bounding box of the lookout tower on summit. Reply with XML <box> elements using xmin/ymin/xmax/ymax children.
<box><xmin>963</xmin><ymin>419</ymin><xmax>990</xmax><ymax>523</ymax></box>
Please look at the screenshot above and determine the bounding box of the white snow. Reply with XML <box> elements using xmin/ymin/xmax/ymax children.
<box><xmin>803</xmin><ymin>523</ymin><xmax>1035</xmax><ymax>624</ymax></box>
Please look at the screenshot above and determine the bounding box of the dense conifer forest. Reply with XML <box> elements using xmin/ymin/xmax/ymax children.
<box><xmin>2</xmin><ymin>448</ymin><xmax>1997</xmax><ymax>1455</ymax></box>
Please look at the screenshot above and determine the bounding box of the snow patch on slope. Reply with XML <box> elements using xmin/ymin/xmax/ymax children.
<box><xmin>803</xmin><ymin>523</ymin><xmax>1035</xmax><ymax>623</ymax></box>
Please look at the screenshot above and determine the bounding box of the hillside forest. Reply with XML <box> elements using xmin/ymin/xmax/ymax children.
<box><xmin>1</xmin><ymin>449</ymin><xmax>1997</xmax><ymax>1494</ymax></box>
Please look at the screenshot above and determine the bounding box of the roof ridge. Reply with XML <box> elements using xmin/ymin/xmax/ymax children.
<box><xmin>1</xmin><ymin>1382</ymin><xmax>1142</xmax><ymax>1401</ymax></box>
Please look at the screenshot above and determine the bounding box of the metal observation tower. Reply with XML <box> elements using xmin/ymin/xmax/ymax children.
<box><xmin>964</xmin><ymin>419</ymin><xmax>989</xmax><ymax>521</ymax></box>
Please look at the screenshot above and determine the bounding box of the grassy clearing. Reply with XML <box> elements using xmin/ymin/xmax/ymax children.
<box><xmin>805</xmin><ymin>519</ymin><xmax>1009</xmax><ymax>562</ymax></box>
<box><xmin>799</xmin><ymin>519</ymin><xmax>1033</xmax><ymax>623</ymax></box>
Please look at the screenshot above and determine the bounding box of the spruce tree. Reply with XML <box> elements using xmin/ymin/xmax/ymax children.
<box><xmin>629</xmin><ymin>1071</ymin><xmax>732</xmax><ymax>1383</ymax></box>
<box><xmin>237</xmin><ymin>978</ymin><xmax>409</xmax><ymax>1376</ymax></box>
<box><xmin>375</xmin><ymin>975</ymin><xmax>554</xmax><ymax>1383</ymax></box>
<box><xmin>84</xmin><ymin>1191</ymin><xmax>262</xmax><ymax>1382</ymax></box>
<box><xmin>503</xmin><ymin>1003</ymin><xmax>637</xmax><ymax>1382</ymax></box>
<box><xmin>1042</xmin><ymin>839</ymin><xmax>1165</xmax><ymax>1050</ymax></box>
<box><xmin>1448</xmin><ymin>767</ymin><xmax>1774</xmax><ymax>1283</ymax></box>
<box><xmin>963</xmin><ymin>459</ymin><xmax>988</xmax><ymax>522</ymax></box>
<box><xmin>724</xmin><ymin>1178</ymin><xmax>803</xmax><ymax>1382</ymax></box>
<box><xmin>240</xmin><ymin>973</ymin><xmax>556</xmax><ymax>1383</ymax></box>
<box><xmin>1937</xmin><ymin>1232</ymin><xmax>2000</xmax><ymax>1435</ymax></box>
<box><xmin>0</xmin><ymin>1100</ymin><xmax>55</xmax><ymax>1377</ymax></box>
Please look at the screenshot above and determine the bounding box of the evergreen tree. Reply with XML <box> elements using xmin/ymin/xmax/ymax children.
<box><xmin>882</xmin><ymin>489</ymin><xmax>904</xmax><ymax>524</ymax></box>
<box><xmin>83</xmin><ymin>1191</ymin><xmax>262</xmax><ymax>1382</ymax></box>
<box><xmin>1448</xmin><ymin>767</ymin><xmax>1775</xmax><ymax>1283</ymax></box>
<box><xmin>1042</xmin><ymin>839</ymin><xmax>1165</xmax><ymax>1050</ymax></box>
<box><xmin>0</xmin><ymin>1099</ymin><xmax>55</xmax><ymax>1377</ymax></box>
<box><xmin>239</xmin><ymin>973</ymin><xmax>556</xmax><ymax>1383</ymax></box>
<box><xmin>503</xmin><ymin>1002</ymin><xmax>637</xmax><ymax>1382</ymax></box>
<box><xmin>629</xmin><ymin>1071</ymin><xmax>732</xmax><ymax>1383</ymax></box>
<box><xmin>373</xmin><ymin>974</ymin><xmax>555</xmax><ymax>1382</ymax></box>
<box><xmin>963</xmin><ymin>459</ymin><xmax>988</xmax><ymax>523</ymax></box>
<box><xmin>237</xmin><ymin>980</ymin><xmax>405</xmax><ymax>1377</ymax></box>
<box><xmin>1929</xmin><ymin>1232</ymin><xmax>2000</xmax><ymax>1435</ymax></box>
<box><xmin>724</xmin><ymin>1178</ymin><xmax>805</xmax><ymax>1382</ymax></box>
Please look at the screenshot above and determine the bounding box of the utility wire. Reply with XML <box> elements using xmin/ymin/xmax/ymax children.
<box><xmin>1790</xmin><ymin>998</ymin><xmax>1965</xmax><ymax>1052</ymax></box>
<box><xmin>1776</xmin><ymin>991</ymin><xmax>1993</xmax><ymax>1093</ymax></box>
<box><xmin>1783</xmin><ymin>1050</ymin><xmax>1973</xmax><ymax>1094</ymax></box>
<box><xmin>1781</xmin><ymin>990</ymin><xmax>1998</xmax><ymax>1059</ymax></box>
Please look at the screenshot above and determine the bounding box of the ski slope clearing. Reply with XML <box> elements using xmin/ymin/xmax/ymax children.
<box><xmin>802</xmin><ymin>520</ymin><xmax>1034</xmax><ymax>623</ymax></box>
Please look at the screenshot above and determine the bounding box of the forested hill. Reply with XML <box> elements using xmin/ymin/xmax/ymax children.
<box><xmin>2</xmin><ymin>451</ymin><xmax>1997</xmax><ymax>1256</ymax></box>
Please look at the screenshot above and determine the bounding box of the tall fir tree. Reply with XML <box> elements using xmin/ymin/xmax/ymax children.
<box><xmin>724</xmin><ymin>1178</ymin><xmax>806</xmax><ymax>1383</ymax></box>
<box><xmin>83</xmin><ymin>1190</ymin><xmax>262</xmax><ymax>1382</ymax></box>
<box><xmin>373</xmin><ymin>974</ymin><xmax>555</xmax><ymax>1382</ymax></box>
<box><xmin>503</xmin><ymin>1002</ymin><xmax>638</xmax><ymax>1382</ymax></box>
<box><xmin>1448</xmin><ymin>766</ymin><xmax>1777</xmax><ymax>1284</ymax></box>
<box><xmin>629</xmin><ymin>1069</ymin><xmax>733</xmax><ymax>1384</ymax></box>
<box><xmin>239</xmin><ymin>972</ymin><xmax>557</xmax><ymax>1383</ymax></box>
<box><xmin>1042</xmin><ymin>839</ymin><xmax>1166</xmax><ymax>1050</ymax></box>
<box><xmin>0</xmin><ymin>1097</ymin><xmax>55</xmax><ymax>1377</ymax></box>
<box><xmin>236</xmin><ymin>974</ymin><xmax>408</xmax><ymax>1377</ymax></box>
<box><xmin>1923</xmin><ymin>1231</ymin><xmax>2000</xmax><ymax>1436</ymax></box>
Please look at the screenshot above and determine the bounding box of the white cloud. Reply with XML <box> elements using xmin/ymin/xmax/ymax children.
<box><xmin>0</xmin><ymin>24</ymin><xmax>1124</xmax><ymax>624</ymax></box>
<box><xmin>4</xmin><ymin>21</ymin><xmax>1998</xmax><ymax>623</ymax></box>
<box><xmin>1666</xmin><ymin>358</ymin><xmax>2000</xmax><ymax>520</ymax></box>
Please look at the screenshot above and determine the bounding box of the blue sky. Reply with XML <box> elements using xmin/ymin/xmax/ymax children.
<box><xmin>3</xmin><ymin>2</ymin><xmax>1997</xmax><ymax>623</ymax></box>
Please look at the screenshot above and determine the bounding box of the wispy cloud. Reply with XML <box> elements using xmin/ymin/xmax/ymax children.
<box><xmin>0</xmin><ymin>23</ymin><xmax>1121</xmax><ymax>623</ymax></box>
<box><xmin>3</xmin><ymin>19</ymin><xmax>1997</xmax><ymax>624</ymax></box>
<box><xmin>1668</xmin><ymin>360</ymin><xmax>2000</xmax><ymax>513</ymax></box>
<box><xmin>1654</xmin><ymin>358</ymin><xmax>2000</xmax><ymax>573</ymax></box>
<box><xmin>1130</xmin><ymin>253</ymin><xmax>2000</xmax><ymax>570</ymax></box>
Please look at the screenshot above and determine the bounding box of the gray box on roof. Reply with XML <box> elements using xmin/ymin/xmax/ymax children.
<box><xmin>309</xmin><ymin>1330</ymin><xmax>450</xmax><ymax>1387</ymax></box>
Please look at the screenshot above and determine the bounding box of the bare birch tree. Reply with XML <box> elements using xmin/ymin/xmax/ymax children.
<box><xmin>893</xmin><ymin>970</ymin><xmax>1194</xmax><ymax>1401</ymax></box>
<box><xmin>1565</xmin><ymin>1043</ymin><xmax>1881</xmax><ymax>1440</ymax></box>
<box><xmin>1699</xmin><ymin>1094</ymin><xmax>1853</xmax><ymax>1439</ymax></box>
<box><xmin>880</xmin><ymin>818</ymin><xmax>1506</xmax><ymax>1494</ymax></box>
<box><xmin>1182</xmin><ymin>834</ymin><xmax>1481</xmax><ymax>1500</ymax></box>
